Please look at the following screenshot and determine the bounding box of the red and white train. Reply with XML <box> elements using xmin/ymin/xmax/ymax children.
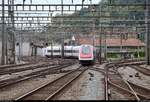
<box><xmin>43</xmin><ymin>44</ymin><xmax>96</xmax><ymax>65</ymax></box>
<box><xmin>78</xmin><ymin>44</ymin><xmax>96</xmax><ymax>65</ymax></box>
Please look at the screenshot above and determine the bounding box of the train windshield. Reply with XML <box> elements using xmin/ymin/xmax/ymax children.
<box><xmin>82</xmin><ymin>46</ymin><xmax>90</xmax><ymax>54</ymax></box>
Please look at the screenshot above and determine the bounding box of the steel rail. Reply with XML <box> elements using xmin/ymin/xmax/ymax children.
<box><xmin>114</xmin><ymin>65</ymin><xmax>141</xmax><ymax>100</ymax></box>
<box><xmin>0</xmin><ymin>63</ymin><xmax>74</xmax><ymax>89</ymax></box>
<box><xmin>88</xmin><ymin>65</ymin><xmax>112</xmax><ymax>100</ymax></box>
<box><xmin>95</xmin><ymin>60</ymin><xmax>146</xmax><ymax>100</ymax></box>
<box><xmin>127</xmin><ymin>81</ymin><xmax>150</xmax><ymax>99</ymax></box>
<box><xmin>0</xmin><ymin>62</ymin><xmax>55</xmax><ymax>75</ymax></box>
<box><xmin>108</xmin><ymin>78</ymin><xmax>149</xmax><ymax>99</ymax></box>
<box><xmin>115</xmin><ymin>61</ymin><xmax>145</xmax><ymax>67</ymax></box>
<box><xmin>105</xmin><ymin>75</ymin><xmax>108</xmax><ymax>100</ymax></box>
<box><xmin>130</xmin><ymin>65</ymin><xmax>150</xmax><ymax>76</ymax></box>
<box><xmin>15</xmin><ymin>66</ymin><xmax>86</xmax><ymax>100</ymax></box>
<box><xmin>45</xmin><ymin>67</ymin><xmax>86</xmax><ymax>100</ymax></box>
<box><xmin>115</xmin><ymin>65</ymin><xmax>150</xmax><ymax>100</ymax></box>
<box><xmin>107</xmin><ymin>79</ymin><xmax>140</xmax><ymax>99</ymax></box>
<box><xmin>104</xmin><ymin>61</ymin><xmax>145</xmax><ymax>100</ymax></box>
<box><xmin>109</xmin><ymin>74</ymin><xmax>140</xmax><ymax>100</ymax></box>
<box><xmin>0</xmin><ymin>63</ymin><xmax>30</xmax><ymax>69</ymax></box>
<box><xmin>89</xmin><ymin>67</ymin><xmax>105</xmax><ymax>74</ymax></box>
<box><xmin>0</xmin><ymin>62</ymin><xmax>47</xmax><ymax>70</ymax></box>
<box><xmin>123</xmin><ymin>78</ymin><xmax>140</xmax><ymax>100</ymax></box>
<box><xmin>91</xmin><ymin>67</ymin><xmax>117</xmax><ymax>74</ymax></box>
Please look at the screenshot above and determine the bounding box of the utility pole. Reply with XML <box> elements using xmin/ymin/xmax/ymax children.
<box><xmin>7</xmin><ymin>0</ymin><xmax>10</xmax><ymax>64</ymax></box>
<box><xmin>18</xmin><ymin>30</ymin><xmax>23</xmax><ymax>63</ymax></box>
<box><xmin>51</xmin><ymin>40</ymin><xmax>53</xmax><ymax>59</ymax></box>
<box><xmin>82</xmin><ymin>0</ymin><xmax>84</xmax><ymax>9</ymax></box>
<box><xmin>120</xmin><ymin>33</ymin><xmax>122</xmax><ymax>51</ymax></box>
<box><xmin>99</xmin><ymin>5</ymin><xmax>102</xmax><ymax>64</ymax></box>
<box><xmin>12</xmin><ymin>0</ymin><xmax>15</xmax><ymax>64</ymax></box>
<box><xmin>91</xmin><ymin>1</ymin><xmax>95</xmax><ymax>47</ymax></box>
<box><xmin>7</xmin><ymin>0</ymin><xmax>15</xmax><ymax>64</ymax></box>
<box><xmin>104</xmin><ymin>30</ymin><xmax>107</xmax><ymax>61</ymax></box>
<box><xmin>1</xmin><ymin>0</ymin><xmax>6</xmax><ymax>65</ymax></box>
<box><xmin>6</xmin><ymin>0</ymin><xmax>11</xmax><ymax>64</ymax></box>
<box><xmin>136</xmin><ymin>27</ymin><xmax>140</xmax><ymax>58</ymax></box>
<box><xmin>61</xmin><ymin>0</ymin><xmax>64</xmax><ymax>59</ymax></box>
<box><xmin>145</xmin><ymin>0</ymin><xmax>150</xmax><ymax>65</ymax></box>
<box><xmin>92</xmin><ymin>21</ymin><xmax>95</xmax><ymax>47</ymax></box>
<box><xmin>5</xmin><ymin>0</ymin><xmax>16</xmax><ymax>64</ymax></box>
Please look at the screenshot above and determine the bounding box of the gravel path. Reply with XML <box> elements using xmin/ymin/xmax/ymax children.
<box><xmin>55</xmin><ymin>69</ymin><xmax>105</xmax><ymax>100</ymax></box>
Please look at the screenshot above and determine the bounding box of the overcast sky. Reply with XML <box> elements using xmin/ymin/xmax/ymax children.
<box><xmin>13</xmin><ymin>0</ymin><xmax>101</xmax><ymax>4</ymax></box>
<box><xmin>1</xmin><ymin>0</ymin><xmax>102</xmax><ymax>29</ymax></box>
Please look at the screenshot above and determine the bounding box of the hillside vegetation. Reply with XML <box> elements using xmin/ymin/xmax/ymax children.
<box><xmin>48</xmin><ymin>0</ymin><xmax>146</xmax><ymax>43</ymax></box>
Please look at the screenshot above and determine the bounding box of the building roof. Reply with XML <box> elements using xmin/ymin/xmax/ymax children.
<box><xmin>75</xmin><ymin>36</ymin><xmax>145</xmax><ymax>47</ymax></box>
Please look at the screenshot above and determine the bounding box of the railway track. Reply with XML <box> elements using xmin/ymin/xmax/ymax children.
<box><xmin>21</xmin><ymin>56</ymin><xmax>77</xmax><ymax>64</ymax></box>
<box><xmin>0</xmin><ymin>60</ymin><xmax>147</xmax><ymax>100</ymax></box>
<box><xmin>21</xmin><ymin>56</ymin><xmax>53</xmax><ymax>63</ymax></box>
<box><xmin>105</xmin><ymin>63</ymin><xmax>150</xmax><ymax>100</ymax></box>
<box><xmin>15</xmin><ymin>66</ymin><xmax>87</xmax><ymax>100</ymax></box>
<box><xmin>109</xmin><ymin>76</ymin><xmax>150</xmax><ymax>100</ymax></box>
<box><xmin>110</xmin><ymin>59</ymin><xmax>145</xmax><ymax>64</ymax></box>
<box><xmin>113</xmin><ymin>61</ymin><xmax>145</xmax><ymax>68</ymax></box>
<box><xmin>89</xmin><ymin>67</ymin><xmax>105</xmax><ymax>74</ymax></box>
<box><xmin>0</xmin><ymin>59</ymin><xmax>75</xmax><ymax>76</ymax></box>
<box><xmin>108</xmin><ymin>77</ymin><xmax>150</xmax><ymax>100</ymax></box>
<box><xmin>90</xmin><ymin>67</ymin><xmax>118</xmax><ymax>74</ymax></box>
<box><xmin>90</xmin><ymin>63</ymin><xmax>136</xmax><ymax>100</ymax></box>
<box><xmin>0</xmin><ymin>63</ymin><xmax>31</xmax><ymax>69</ymax></box>
<box><xmin>127</xmin><ymin>81</ymin><xmax>150</xmax><ymax>99</ymax></box>
<box><xmin>0</xmin><ymin>63</ymin><xmax>75</xmax><ymax>89</ymax></box>
<box><xmin>129</xmin><ymin>65</ymin><xmax>150</xmax><ymax>76</ymax></box>
<box><xmin>87</xmin><ymin>60</ymin><xmax>147</xmax><ymax>100</ymax></box>
<box><xmin>0</xmin><ymin>62</ymin><xmax>55</xmax><ymax>75</ymax></box>
<box><xmin>108</xmin><ymin>79</ymin><xmax>137</xmax><ymax>100</ymax></box>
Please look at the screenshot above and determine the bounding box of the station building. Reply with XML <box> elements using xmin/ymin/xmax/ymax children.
<box><xmin>73</xmin><ymin>35</ymin><xmax>145</xmax><ymax>59</ymax></box>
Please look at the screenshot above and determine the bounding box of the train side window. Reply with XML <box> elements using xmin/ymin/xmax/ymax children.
<box><xmin>54</xmin><ymin>50</ymin><xmax>60</xmax><ymax>52</ymax></box>
<box><xmin>75</xmin><ymin>50</ymin><xmax>79</xmax><ymax>53</ymax></box>
<box><xmin>65</xmin><ymin>50</ymin><xmax>72</xmax><ymax>53</ymax></box>
<box><xmin>48</xmin><ymin>50</ymin><xmax>51</xmax><ymax>52</ymax></box>
<box><xmin>72</xmin><ymin>50</ymin><xmax>78</xmax><ymax>53</ymax></box>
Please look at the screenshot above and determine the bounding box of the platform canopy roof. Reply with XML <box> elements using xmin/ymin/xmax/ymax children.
<box><xmin>75</xmin><ymin>35</ymin><xmax>145</xmax><ymax>47</ymax></box>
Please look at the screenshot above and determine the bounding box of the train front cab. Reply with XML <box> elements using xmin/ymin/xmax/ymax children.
<box><xmin>79</xmin><ymin>45</ymin><xmax>95</xmax><ymax>66</ymax></box>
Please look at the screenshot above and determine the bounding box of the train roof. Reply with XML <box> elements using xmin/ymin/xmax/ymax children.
<box><xmin>80</xmin><ymin>44</ymin><xmax>94</xmax><ymax>47</ymax></box>
<box><xmin>45</xmin><ymin>45</ymin><xmax>80</xmax><ymax>49</ymax></box>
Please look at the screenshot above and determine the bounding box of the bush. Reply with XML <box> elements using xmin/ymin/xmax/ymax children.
<box><xmin>134</xmin><ymin>52</ymin><xmax>138</xmax><ymax>58</ymax></box>
<box><xmin>133</xmin><ymin>51</ymin><xmax>145</xmax><ymax>58</ymax></box>
<box><xmin>139</xmin><ymin>51</ymin><xmax>145</xmax><ymax>57</ymax></box>
<box><xmin>107</xmin><ymin>53</ymin><xmax>118</xmax><ymax>58</ymax></box>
